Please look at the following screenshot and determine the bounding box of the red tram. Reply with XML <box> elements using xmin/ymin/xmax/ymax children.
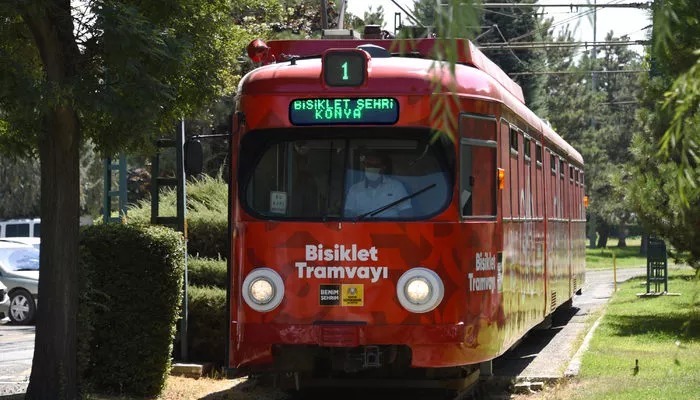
<box><xmin>227</xmin><ymin>33</ymin><xmax>586</xmax><ymax>388</ymax></box>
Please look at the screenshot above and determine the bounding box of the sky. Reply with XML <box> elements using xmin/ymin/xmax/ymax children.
<box><xmin>344</xmin><ymin>0</ymin><xmax>653</xmax><ymax>44</ymax></box>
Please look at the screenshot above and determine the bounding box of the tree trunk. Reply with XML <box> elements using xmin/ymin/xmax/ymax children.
<box><xmin>588</xmin><ymin>213</ymin><xmax>597</xmax><ymax>248</ymax></box>
<box><xmin>27</xmin><ymin>107</ymin><xmax>81</xmax><ymax>400</ymax></box>
<box><xmin>617</xmin><ymin>223</ymin><xmax>627</xmax><ymax>248</ymax></box>
<box><xmin>22</xmin><ymin>2</ymin><xmax>81</xmax><ymax>399</ymax></box>
<box><xmin>597</xmin><ymin>223</ymin><xmax>610</xmax><ymax>248</ymax></box>
<box><xmin>640</xmin><ymin>233</ymin><xmax>649</xmax><ymax>256</ymax></box>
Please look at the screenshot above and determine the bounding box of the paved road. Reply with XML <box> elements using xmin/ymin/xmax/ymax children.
<box><xmin>0</xmin><ymin>319</ymin><xmax>33</xmax><ymax>396</ymax></box>
<box><xmin>492</xmin><ymin>267</ymin><xmax>646</xmax><ymax>382</ymax></box>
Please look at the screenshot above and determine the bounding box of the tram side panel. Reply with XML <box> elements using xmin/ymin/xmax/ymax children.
<box><xmin>498</xmin><ymin>118</ymin><xmax>546</xmax><ymax>353</ymax></box>
<box><xmin>544</xmin><ymin>149</ymin><xmax>565</xmax><ymax>311</ymax></box>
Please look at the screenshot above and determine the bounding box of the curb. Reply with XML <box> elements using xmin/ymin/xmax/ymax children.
<box><xmin>171</xmin><ymin>363</ymin><xmax>213</xmax><ymax>378</ymax></box>
<box><xmin>564</xmin><ymin>311</ymin><xmax>606</xmax><ymax>377</ymax></box>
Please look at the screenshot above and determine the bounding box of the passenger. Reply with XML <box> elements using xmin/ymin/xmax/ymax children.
<box><xmin>344</xmin><ymin>152</ymin><xmax>412</xmax><ymax>218</ymax></box>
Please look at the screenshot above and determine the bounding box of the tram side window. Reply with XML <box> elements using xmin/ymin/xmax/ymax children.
<box><xmin>550</xmin><ymin>154</ymin><xmax>556</xmax><ymax>175</ymax></box>
<box><xmin>559</xmin><ymin>159</ymin><xmax>565</xmax><ymax>177</ymax></box>
<box><xmin>460</xmin><ymin>114</ymin><xmax>497</xmax><ymax>218</ymax></box>
<box><xmin>535</xmin><ymin>142</ymin><xmax>543</xmax><ymax>219</ymax></box>
<box><xmin>524</xmin><ymin>137</ymin><xmax>531</xmax><ymax>160</ymax></box>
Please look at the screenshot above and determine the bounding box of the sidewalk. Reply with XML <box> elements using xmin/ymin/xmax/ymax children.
<box><xmin>492</xmin><ymin>268</ymin><xmax>645</xmax><ymax>386</ymax></box>
<box><xmin>0</xmin><ymin>318</ymin><xmax>32</xmax><ymax>397</ymax></box>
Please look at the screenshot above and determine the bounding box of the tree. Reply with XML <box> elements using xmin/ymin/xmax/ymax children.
<box><xmin>412</xmin><ymin>0</ymin><xmax>439</xmax><ymax>26</ymax></box>
<box><xmin>478</xmin><ymin>0</ymin><xmax>547</xmax><ymax>113</ymax></box>
<box><xmin>588</xmin><ymin>33</ymin><xmax>644</xmax><ymax>248</ymax></box>
<box><xmin>0</xmin><ymin>155</ymin><xmax>41</xmax><ymax>219</ymax></box>
<box><xmin>627</xmin><ymin>0</ymin><xmax>700</xmax><ymax>268</ymax></box>
<box><xmin>652</xmin><ymin>0</ymin><xmax>700</xmax><ymax>205</ymax></box>
<box><xmin>0</xmin><ymin>0</ymin><xmax>246</xmax><ymax>397</ymax></box>
<box><xmin>363</xmin><ymin>5</ymin><xmax>385</xmax><ymax>28</ymax></box>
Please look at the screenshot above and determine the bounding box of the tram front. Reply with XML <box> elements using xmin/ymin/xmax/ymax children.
<box><xmin>228</xmin><ymin>42</ymin><xmax>502</xmax><ymax>387</ymax></box>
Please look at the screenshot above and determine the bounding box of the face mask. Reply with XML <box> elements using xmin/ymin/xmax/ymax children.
<box><xmin>365</xmin><ymin>168</ymin><xmax>381</xmax><ymax>182</ymax></box>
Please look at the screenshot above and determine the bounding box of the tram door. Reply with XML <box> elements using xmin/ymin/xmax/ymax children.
<box><xmin>459</xmin><ymin>114</ymin><xmax>497</xmax><ymax>219</ymax></box>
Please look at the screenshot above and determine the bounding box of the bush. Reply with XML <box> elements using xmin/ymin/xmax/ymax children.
<box><xmin>124</xmin><ymin>174</ymin><xmax>229</xmax><ymax>364</ymax></box>
<box><xmin>189</xmin><ymin>257</ymin><xmax>227</xmax><ymax>288</ymax></box>
<box><xmin>127</xmin><ymin>175</ymin><xmax>228</xmax><ymax>259</ymax></box>
<box><xmin>187</xmin><ymin>212</ymin><xmax>228</xmax><ymax>259</ymax></box>
<box><xmin>187</xmin><ymin>285</ymin><xmax>227</xmax><ymax>364</ymax></box>
<box><xmin>79</xmin><ymin>224</ymin><xmax>185</xmax><ymax>397</ymax></box>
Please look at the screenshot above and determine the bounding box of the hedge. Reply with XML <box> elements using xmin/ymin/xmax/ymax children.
<box><xmin>188</xmin><ymin>257</ymin><xmax>227</xmax><ymax>288</ymax></box>
<box><xmin>125</xmin><ymin>174</ymin><xmax>229</xmax><ymax>364</ymax></box>
<box><xmin>126</xmin><ymin>175</ymin><xmax>228</xmax><ymax>259</ymax></box>
<box><xmin>187</xmin><ymin>213</ymin><xmax>228</xmax><ymax>259</ymax></box>
<box><xmin>79</xmin><ymin>224</ymin><xmax>185</xmax><ymax>397</ymax></box>
<box><xmin>186</xmin><ymin>285</ymin><xmax>227</xmax><ymax>364</ymax></box>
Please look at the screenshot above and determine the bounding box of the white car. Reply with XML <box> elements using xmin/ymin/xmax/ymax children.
<box><xmin>0</xmin><ymin>240</ymin><xmax>39</xmax><ymax>324</ymax></box>
<box><xmin>0</xmin><ymin>218</ymin><xmax>41</xmax><ymax>238</ymax></box>
<box><xmin>0</xmin><ymin>237</ymin><xmax>40</xmax><ymax>250</ymax></box>
<box><xmin>0</xmin><ymin>280</ymin><xmax>9</xmax><ymax>319</ymax></box>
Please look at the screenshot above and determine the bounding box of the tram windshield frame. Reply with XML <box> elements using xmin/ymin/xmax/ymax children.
<box><xmin>238</xmin><ymin>127</ymin><xmax>455</xmax><ymax>221</ymax></box>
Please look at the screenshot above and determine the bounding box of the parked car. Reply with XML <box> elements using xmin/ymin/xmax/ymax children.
<box><xmin>0</xmin><ymin>240</ymin><xmax>39</xmax><ymax>324</ymax></box>
<box><xmin>0</xmin><ymin>218</ymin><xmax>41</xmax><ymax>238</ymax></box>
<box><xmin>0</xmin><ymin>237</ymin><xmax>40</xmax><ymax>250</ymax></box>
<box><xmin>0</xmin><ymin>280</ymin><xmax>9</xmax><ymax>319</ymax></box>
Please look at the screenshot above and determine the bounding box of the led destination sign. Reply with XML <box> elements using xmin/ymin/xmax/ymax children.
<box><xmin>290</xmin><ymin>98</ymin><xmax>399</xmax><ymax>125</ymax></box>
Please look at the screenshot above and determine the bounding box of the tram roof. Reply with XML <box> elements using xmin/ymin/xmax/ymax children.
<box><xmin>242</xmin><ymin>38</ymin><xmax>583</xmax><ymax>165</ymax></box>
<box><xmin>265</xmin><ymin>38</ymin><xmax>525</xmax><ymax>104</ymax></box>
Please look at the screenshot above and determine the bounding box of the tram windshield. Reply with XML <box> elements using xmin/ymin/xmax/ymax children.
<box><xmin>240</xmin><ymin>128</ymin><xmax>454</xmax><ymax>221</ymax></box>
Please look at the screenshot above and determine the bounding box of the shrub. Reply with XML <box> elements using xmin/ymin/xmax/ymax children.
<box><xmin>79</xmin><ymin>224</ymin><xmax>185</xmax><ymax>397</ymax></box>
<box><xmin>127</xmin><ymin>175</ymin><xmax>228</xmax><ymax>259</ymax></box>
<box><xmin>189</xmin><ymin>257</ymin><xmax>227</xmax><ymax>288</ymax></box>
<box><xmin>187</xmin><ymin>285</ymin><xmax>227</xmax><ymax>364</ymax></box>
<box><xmin>187</xmin><ymin>212</ymin><xmax>228</xmax><ymax>259</ymax></box>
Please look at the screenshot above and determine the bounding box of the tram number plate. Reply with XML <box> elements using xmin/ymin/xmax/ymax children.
<box><xmin>289</xmin><ymin>98</ymin><xmax>399</xmax><ymax>125</ymax></box>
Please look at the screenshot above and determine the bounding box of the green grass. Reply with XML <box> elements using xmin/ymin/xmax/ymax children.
<box><xmin>586</xmin><ymin>237</ymin><xmax>648</xmax><ymax>270</ymax></box>
<box><xmin>569</xmin><ymin>267</ymin><xmax>700</xmax><ymax>400</ymax></box>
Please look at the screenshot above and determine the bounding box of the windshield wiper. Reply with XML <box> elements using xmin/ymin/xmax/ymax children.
<box><xmin>355</xmin><ymin>183</ymin><xmax>437</xmax><ymax>221</ymax></box>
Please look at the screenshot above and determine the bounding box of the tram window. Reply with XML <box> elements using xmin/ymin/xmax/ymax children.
<box><xmin>461</xmin><ymin>144</ymin><xmax>497</xmax><ymax>217</ymax></box>
<box><xmin>460</xmin><ymin>114</ymin><xmax>497</xmax><ymax>218</ymax></box>
<box><xmin>461</xmin><ymin>113</ymin><xmax>496</xmax><ymax>141</ymax></box>
<box><xmin>524</xmin><ymin>137</ymin><xmax>531</xmax><ymax>160</ymax></box>
<box><xmin>510</xmin><ymin>128</ymin><xmax>518</xmax><ymax>152</ymax></box>
<box><xmin>559</xmin><ymin>159</ymin><xmax>565</xmax><ymax>177</ymax></box>
<box><xmin>536</xmin><ymin>143</ymin><xmax>542</xmax><ymax>165</ymax></box>
<box><xmin>550</xmin><ymin>154</ymin><xmax>556</xmax><ymax>174</ymax></box>
<box><xmin>240</xmin><ymin>129</ymin><xmax>453</xmax><ymax>221</ymax></box>
<box><xmin>570</xmin><ymin>165</ymin><xmax>574</xmax><ymax>180</ymax></box>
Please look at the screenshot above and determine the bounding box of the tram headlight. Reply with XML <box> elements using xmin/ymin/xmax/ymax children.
<box><xmin>242</xmin><ymin>268</ymin><xmax>284</xmax><ymax>312</ymax></box>
<box><xmin>249</xmin><ymin>278</ymin><xmax>275</xmax><ymax>304</ymax></box>
<box><xmin>396</xmin><ymin>268</ymin><xmax>444</xmax><ymax>313</ymax></box>
<box><xmin>405</xmin><ymin>277</ymin><xmax>431</xmax><ymax>304</ymax></box>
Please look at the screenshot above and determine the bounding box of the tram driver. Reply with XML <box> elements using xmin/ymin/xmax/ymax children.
<box><xmin>344</xmin><ymin>151</ymin><xmax>413</xmax><ymax>218</ymax></box>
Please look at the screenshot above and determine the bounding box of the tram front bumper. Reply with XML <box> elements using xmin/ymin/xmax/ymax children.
<box><xmin>231</xmin><ymin>322</ymin><xmax>492</xmax><ymax>370</ymax></box>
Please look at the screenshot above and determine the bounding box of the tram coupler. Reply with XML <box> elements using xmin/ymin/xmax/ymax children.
<box><xmin>363</xmin><ymin>346</ymin><xmax>381</xmax><ymax>368</ymax></box>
